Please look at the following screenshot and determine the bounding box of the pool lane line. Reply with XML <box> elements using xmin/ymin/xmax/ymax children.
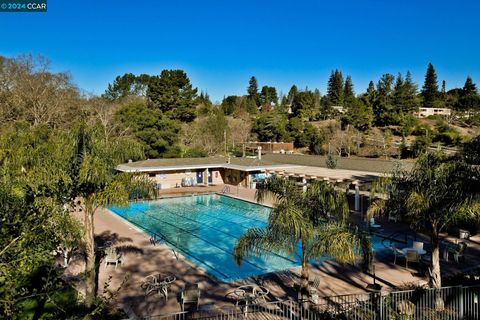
<box><xmin>185</xmin><ymin>200</ymin><xmax>268</xmax><ymax>226</ymax></box>
<box><xmin>149</xmin><ymin>199</ymin><xmax>268</xmax><ymax>227</ymax></box>
<box><xmin>130</xmin><ymin>195</ymin><xmax>269</xmax><ymax>225</ymax></box>
<box><xmin>152</xmin><ymin>203</ymin><xmax>299</xmax><ymax>265</ymax></box>
<box><xmin>110</xmin><ymin>210</ymin><xmax>231</xmax><ymax>280</ymax></box>
<box><xmin>126</xmin><ymin>206</ymin><xmax>272</xmax><ymax>274</ymax></box>
<box><xmin>215</xmin><ymin>198</ymin><xmax>271</xmax><ymax>223</ymax></box>
<box><xmin>137</xmin><ymin>211</ymin><xmax>271</xmax><ymax>275</ymax></box>
<box><xmin>164</xmin><ymin>201</ymin><xmax>267</xmax><ymax>230</ymax></box>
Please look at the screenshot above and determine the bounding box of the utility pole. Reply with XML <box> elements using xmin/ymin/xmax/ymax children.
<box><xmin>224</xmin><ymin>130</ymin><xmax>227</xmax><ymax>156</ymax></box>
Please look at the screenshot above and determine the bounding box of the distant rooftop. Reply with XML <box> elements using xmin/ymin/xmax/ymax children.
<box><xmin>261</xmin><ymin>154</ymin><xmax>414</xmax><ymax>173</ymax></box>
<box><xmin>116</xmin><ymin>156</ymin><xmax>298</xmax><ymax>173</ymax></box>
<box><xmin>117</xmin><ymin>154</ymin><xmax>413</xmax><ymax>175</ymax></box>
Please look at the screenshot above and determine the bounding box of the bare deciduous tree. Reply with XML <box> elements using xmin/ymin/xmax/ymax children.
<box><xmin>0</xmin><ymin>54</ymin><xmax>80</xmax><ymax>128</ymax></box>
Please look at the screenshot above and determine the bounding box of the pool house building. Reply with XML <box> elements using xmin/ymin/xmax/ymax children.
<box><xmin>117</xmin><ymin>154</ymin><xmax>411</xmax><ymax>212</ymax></box>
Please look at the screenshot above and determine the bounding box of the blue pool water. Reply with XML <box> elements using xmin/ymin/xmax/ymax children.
<box><xmin>110</xmin><ymin>194</ymin><xmax>395</xmax><ymax>282</ymax></box>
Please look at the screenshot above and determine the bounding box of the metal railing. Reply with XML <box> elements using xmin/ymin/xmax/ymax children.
<box><xmin>142</xmin><ymin>285</ymin><xmax>480</xmax><ymax>320</ymax></box>
<box><xmin>221</xmin><ymin>185</ymin><xmax>231</xmax><ymax>194</ymax></box>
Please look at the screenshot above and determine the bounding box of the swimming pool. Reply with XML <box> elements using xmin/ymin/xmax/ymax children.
<box><xmin>110</xmin><ymin>194</ymin><xmax>395</xmax><ymax>282</ymax></box>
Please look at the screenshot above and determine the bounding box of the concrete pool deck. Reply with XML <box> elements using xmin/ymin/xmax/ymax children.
<box><xmin>64</xmin><ymin>185</ymin><xmax>479</xmax><ymax>318</ymax></box>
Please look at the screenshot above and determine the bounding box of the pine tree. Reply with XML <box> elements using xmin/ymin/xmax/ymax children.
<box><xmin>393</xmin><ymin>71</ymin><xmax>419</xmax><ymax>114</ymax></box>
<box><xmin>463</xmin><ymin>76</ymin><xmax>477</xmax><ymax>95</ymax></box>
<box><xmin>147</xmin><ymin>69</ymin><xmax>197</xmax><ymax>122</ymax></box>
<box><xmin>260</xmin><ymin>86</ymin><xmax>278</xmax><ymax>106</ymax></box>
<box><xmin>373</xmin><ymin>74</ymin><xmax>396</xmax><ymax>126</ymax></box>
<box><xmin>327</xmin><ymin>69</ymin><xmax>344</xmax><ymax>106</ymax></box>
<box><xmin>344</xmin><ymin>75</ymin><xmax>355</xmax><ymax>101</ymax></box>
<box><xmin>313</xmin><ymin>89</ymin><xmax>321</xmax><ymax>108</ymax></box>
<box><xmin>366</xmin><ymin>81</ymin><xmax>376</xmax><ymax>98</ymax></box>
<box><xmin>441</xmin><ymin>80</ymin><xmax>446</xmax><ymax>100</ymax></box>
<box><xmin>421</xmin><ymin>63</ymin><xmax>439</xmax><ymax>107</ymax></box>
<box><xmin>248</xmin><ymin>76</ymin><xmax>259</xmax><ymax>97</ymax></box>
<box><xmin>457</xmin><ymin>76</ymin><xmax>480</xmax><ymax>111</ymax></box>
<box><xmin>287</xmin><ymin>85</ymin><xmax>298</xmax><ymax>104</ymax></box>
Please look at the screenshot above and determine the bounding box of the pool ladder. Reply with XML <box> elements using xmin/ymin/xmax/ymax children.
<box><xmin>150</xmin><ymin>233</ymin><xmax>179</xmax><ymax>260</ymax></box>
<box><xmin>221</xmin><ymin>185</ymin><xmax>231</xmax><ymax>194</ymax></box>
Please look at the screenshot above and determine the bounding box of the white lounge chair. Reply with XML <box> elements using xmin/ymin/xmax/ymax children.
<box><xmin>406</xmin><ymin>250</ymin><xmax>420</xmax><ymax>269</ymax></box>
<box><xmin>413</xmin><ymin>241</ymin><xmax>424</xmax><ymax>251</ymax></box>
<box><xmin>104</xmin><ymin>247</ymin><xmax>122</xmax><ymax>269</ymax></box>
<box><xmin>392</xmin><ymin>245</ymin><xmax>406</xmax><ymax>265</ymax></box>
<box><xmin>181</xmin><ymin>283</ymin><xmax>200</xmax><ymax>311</ymax></box>
<box><xmin>388</xmin><ymin>214</ymin><xmax>399</xmax><ymax>223</ymax></box>
<box><xmin>445</xmin><ymin>242</ymin><xmax>468</xmax><ymax>263</ymax></box>
<box><xmin>369</xmin><ymin>218</ymin><xmax>381</xmax><ymax>228</ymax></box>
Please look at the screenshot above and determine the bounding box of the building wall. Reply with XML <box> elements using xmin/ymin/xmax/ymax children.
<box><xmin>148</xmin><ymin>169</ymin><xmax>224</xmax><ymax>189</ymax></box>
<box><xmin>417</xmin><ymin>108</ymin><xmax>452</xmax><ymax>118</ymax></box>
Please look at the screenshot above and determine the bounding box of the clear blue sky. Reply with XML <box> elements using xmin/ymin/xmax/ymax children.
<box><xmin>2</xmin><ymin>0</ymin><xmax>479</xmax><ymax>102</ymax></box>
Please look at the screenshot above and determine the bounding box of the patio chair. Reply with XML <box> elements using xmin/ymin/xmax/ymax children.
<box><xmin>310</xmin><ymin>277</ymin><xmax>321</xmax><ymax>290</ymax></box>
<box><xmin>412</xmin><ymin>241</ymin><xmax>424</xmax><ymax>251</ymax></box>
<box><xmin>458</xmin><ymin>229</ymin><xmax>470</xmax><ymax>240</ymax></box>
<box><xmin>392</xmin><ymin>244</ymin><xmax>406</xmax><ymax>265</ymax></box>
<box><xmin>453</xmin><ymin>242</ymin><xmax>467</xmax><ymax>263</ymax></box>
<box><xmin>104</xmin><ymin>247</ymin><xmax>122</xmax><ymax>269</ymax></box>
<box><xmin>308</xmin><ymin>277</ymin><xmax>321</xmax><ymax>304</ymax></box>
<box><xmin>388</xmin><ymin>214</ymin><xmax>399</xmax><ymax>223</ymax></box>
<box><xmin>181</xmin><ymin>283</ymin><xmax>200</xmax><ymax>311</ymax></box>
<box><xmin>442</xmin><ymin>241</ymin><xmax>455</xmax><ymax>261</ymax></box>
<box><xmin>405</xmin><ymin>250</ymin><xmax>420</xmax><ymax>269</ymax></box>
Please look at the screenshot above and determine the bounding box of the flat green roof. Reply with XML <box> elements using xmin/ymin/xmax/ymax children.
<box><xmin>118</xmin><ymin>154</ymin><xmax>412</xmax><ymax>174</ymax></box>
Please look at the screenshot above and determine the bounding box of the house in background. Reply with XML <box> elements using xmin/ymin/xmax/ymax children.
<box><xmin>416</xmin><ymin>107</ymin><xmax>452</xmax><ymax>118</ymax></box>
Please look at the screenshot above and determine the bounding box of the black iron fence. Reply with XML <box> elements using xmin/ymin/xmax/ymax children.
<box><xmin>144</xmin><ymin>285</ymin><xmax>480</xmax><ymax>320</ymax></box>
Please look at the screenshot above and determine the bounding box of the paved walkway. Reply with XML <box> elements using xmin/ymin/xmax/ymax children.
<box><xmin>64</xmin><ymin>185</ymin><xmax>479</xmax><ymax>318</ymax></box>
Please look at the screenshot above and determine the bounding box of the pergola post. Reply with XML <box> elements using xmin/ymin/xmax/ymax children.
<box><xmin>354</xmin><ymin>182</ymin><xmax>360</xmax><ymax>212</ymax></box>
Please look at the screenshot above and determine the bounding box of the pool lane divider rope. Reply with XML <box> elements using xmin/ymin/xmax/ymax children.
<box><xmin>162</xmin><ymin>201</ymin><xmax>266</xmax><ymax>230</ymax></box>
<box><xmin>149</xmin><ymin>203</ymin><xmax>298</xmax><ymax>265</ymax></box>
<box><xmin>135</xmin><ymin>209</ymin><xmax>270</xmax><ymax>273</ymax></box>
<box><xmin>151</xmin><ymin>196</ymin><xmax>268</xmax><ymax>226</ymax></box>
<box><xmin>110</xmin><ymin>209</ymin><xmax>231</xmax><ymax>280</ymax></box>
<box><xmin>122</xmin><ymin>206</ymin><xmax>276</xmax><ymax>278</ymax></box>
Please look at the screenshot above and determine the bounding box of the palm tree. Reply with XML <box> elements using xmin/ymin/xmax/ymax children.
<box><xmin>233</xmin><ymin>177</ymin><xmax>368</xmax><ymax>298</ymax></box>
<box><xmin>369</xmin><ymin>153</ymin><xmax>479</xmax><ymax>288</ymax></box>
<box><xmin>69</xmin><ymin>125</ymin><xmax>154</xmax><ymax>308</ymax></box>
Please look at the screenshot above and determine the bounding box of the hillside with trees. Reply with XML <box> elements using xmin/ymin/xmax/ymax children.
<box><xmin>0</xmin><ymin>53</ymin><xmax>479</xmax><ymax>318</ymax></box>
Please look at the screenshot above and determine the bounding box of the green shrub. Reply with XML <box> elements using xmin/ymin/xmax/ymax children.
<box><xmin>326</xmin><ymin>153</ymin><xmax>337</xmax><ymax>169</ymax></box>
<box><xmin>411</xmin><ymin>135</ymin><xmax>431</xmax><ymax>156</ymax></box>
<box><xmin>182</xmin><ymin>147</ymin><xmax>208</xmax><ymax>158</ymax></box>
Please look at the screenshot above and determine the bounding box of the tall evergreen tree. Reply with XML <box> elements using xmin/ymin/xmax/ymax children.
<box><xmin>344</xmin><ymin>98</ymin><xmax>373</xmax><ymax>132</ymax></box>
<box><xmin>291</xmin><ymin>91</ymin><xmax>316</xmax><ymax>120</ymax></box>
<box><xmin>441</xmin><ymin>80</ymin><xmax>447</xmax><ymax>100</ymax></box>
<box><xmin>344</xmin><ymin>75</ymin><xmax>355</xmax><ymax>101</ymax></box>
<box><xmin>103</xmin><ymin>73</ymin><xmax>153</xmax><ymax>101</ymax></box>
<box><xmin>260</xmin><ymin>85</ymin><xmax>278</xmax><ymax>106</ymax></box>
<box><xmin>421</xmin><ymin>63</ymin><xmax>439</xmax><ymax>107</ymax></box>
<box><xmin>457</xmin><ymin>76</ymin><xmax>480</xmax><ymax>110</ymax></box>
<box><xmin>147</xmin><ymin>70</ymin><xmax>197</xmax><ymax>122</ymax></box>
<box><xmin>327</xmin><ymin>69</ymin><xmax>344</xmax><ymax>106</ymax></box>
<box><xmin>287</xmin><ymin>85</ymin><xmax>298</xmax><ymax>104</ymax></box>
<box><xmin>373</xmin><ymin>74</ymin><xmax>396</xmax><ymax>126</ymax></box>
<box><xmin>463</xmin><ymin>76</ymin><xmax>477</xmax><ymax>95</ymax></box>
<box><xmin>393</xmin><ymin>71</ymin><xmax>420</xmax><ymax>114</ymax></box>
<box><xmin>247</xmin><ymin>76</ymin><xmax>260</xmax><ymax>107</ymax></box>
<box><xmin>366</xmin><ymin>81</ymin><xmax>376</xmax><ymax>99</ymax></box>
